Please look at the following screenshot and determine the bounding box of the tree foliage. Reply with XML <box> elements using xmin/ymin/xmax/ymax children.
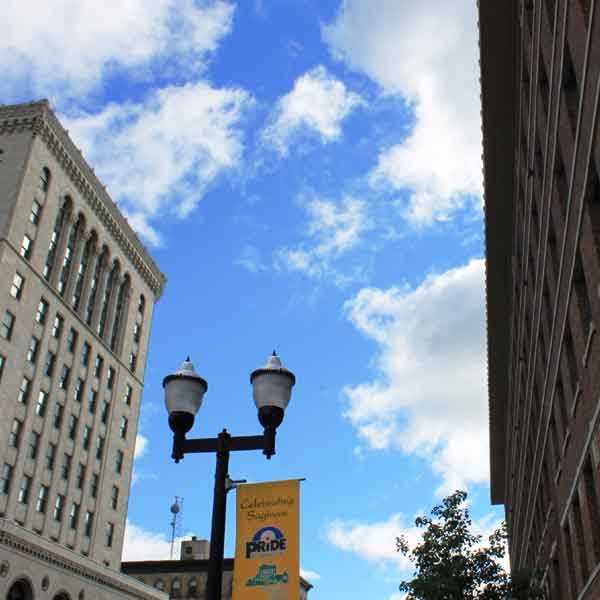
<box><xmin>396</xmin><ymin>491</ymin><xmax>543</xmax><ymax>600</ymax></box>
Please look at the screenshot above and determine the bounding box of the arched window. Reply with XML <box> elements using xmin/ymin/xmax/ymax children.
<box><xmin>188</xmin><ymin>577</ymin><xmax>198</xmax><ymax>597</ymax></box>
<box><xmin>153</xmin><ymin>579</ymin><xmax>164</xmax><ymax>591</ymax></box>
<box><xmin>72</xmin><ymin>231</ymin><xmax>96</xmax><ymax>311</ymax></box>
<box><xmin>52</xmin><ymin>593</ymin><xmax>71</xmax><ymax>600</ymax></box>
<box><xmin>171</xmin><ymin>577</ymin><xmax>181</xmax><ymax>597</ymax></box>
<box><xmin>98</xmin><ymin>260</ymin><xmax>119</xmax><ymax>338</ymax></box>
<box><xmin>85</xmin><ymin>246</ymin><xmax>108</xmax><ymax>325</ymax></box>
<box><xmin>58</xmin><ymin>215</ymin><xmax>83</xmax><ymax>296</ymax></box>
<box><xmin>111</xmin><ymin>275</ymin><xmax>130</xmax><ymax>352</ymax></box>
<box><xmin>6</xmin><ymin>579</ymin><xmax>34</xmax><ymax>600</ymax></box>
<box><xmin>138</xmin><ymin>294</ymin><xmax>145</xmax><ymax>315</ymax></box>
<box><xmin>40</xmin><ymin>167</ymin><xmax>51</xmax><ymax>193</ymax></box>
<box><xmin>44</xmin><ymin>197</ymin><xmax>71</xmax><ymax>280</ymax></box>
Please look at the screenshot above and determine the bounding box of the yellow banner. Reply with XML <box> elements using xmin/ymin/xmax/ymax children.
<box><xmin>233</xmin><ymin>479</ymin><xmax>300</xmax><ymax>600</ymax></box>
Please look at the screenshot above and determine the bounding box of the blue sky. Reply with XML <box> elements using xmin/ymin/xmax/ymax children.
<box><xmin>2</xmin><ymin>1</ymin><xmax>503</xmax><ymax>598</ymax></box>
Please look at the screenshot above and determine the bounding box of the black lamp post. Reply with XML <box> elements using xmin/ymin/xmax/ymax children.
<box><xmin>163</xmin><ymin>352</ymin><xmax>295</xmax><ymax>600</ymax></box>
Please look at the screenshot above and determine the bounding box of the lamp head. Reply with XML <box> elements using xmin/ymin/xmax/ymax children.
<box><xmin>250</xmin><ymin>351</ymin><xmax>295</xmax><ymax>430</ymax></box>
<box><xmin>163</xmin><ymin>357</ymin><xmax>208</xmax><ymax>435</ymax></box>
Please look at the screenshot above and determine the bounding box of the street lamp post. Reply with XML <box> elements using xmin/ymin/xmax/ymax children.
<box><xmin>163</xmin><ymin>352</ymin><xmax>295</xmax><ymax>600</ymax></box>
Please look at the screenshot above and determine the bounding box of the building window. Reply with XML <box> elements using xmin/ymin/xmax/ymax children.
<box><xmin>107</xmin><ymin>367</ymin><xmax>115</xmax><ymax>390</ymax></box>
<box><xmin>95</xmin><ymin>436</ymin><xmax>104</xmax><ymax>460</ymax></box>
<box><xmin>18</xmin><ymin>476</ymin><xmax>31</xmax><ymax>504</ymax></box>
<box><xmin>138</xmin><ymin>294</ymin><xmax>146</xmax><ymax>315</ymax></box>
<box><xmin>111</xmin><ymin>485</ymin><xmax>119</xmax><ymax>510</ymax></box>
<box><xmin>67</xmin><ymin>327</ymin><xmax>78</xmax><ymax>352</ymax></box>
<box><xmin>54</xmin><ymin>494</ymin><xmax>65</xmax><ymax>521</ymax></box>
<box><xmin>43</xmin><ymin>351</ymin><xmax>56</xmax><ymax>377</ymax></box>
<box><xmin>69</xmin><ymin>502</ymin><xmax>80</xmax><ymax>529</ymax></box>
<box><xmin>105</xmin><ymin>522</ymin><xmax>114</xmax><ymax>547</ymax></box>
<box><xmin>30</xmin><ymin>199</ymin><xmax>42</xmax><ymax>225</ymax></box>
<box><xmin>171</xmin><ymin>578</ymin><xmax>181</xmax><ymax>597</ymax></box>
<box><xmin>10</xmin><ymin>272</ymin><xmax>25</xmax><ymax>299</ymax></box>
<box><xmin>9</xmin><ymin>419</ymin><xmax>22</xmax><ymax>447</ymax></box>
<box><xmin>20</xmin><ymin>234</ymin><xmax>33</xmax><ymax>260</ymax></box>
<box><xmin>84</xmin><ymin>511</ymin><xmax>94</xmax><ymax>537</ymax></box>
<box><xmin>129</xmin><ymin>352</ymin><xmax>137</xmax><ymax>373</ymax></box>
<box><xmin>188</xmin><ymin>577</ymin><xmax>197</xmax><ymax>597</ymax></box>
<box><xmin>68</xmin><ymin>414</ymin><xmax>78</xmax><ymax>440</ymax></box>
<box><xmin>36</xmin><ymin>390</ymin><xmax>48</xmax><ymax>416</ymax></box>
<box><xmin>82</xmin><ymin>426</ymin><xmax>91</xmax><ymax>450</ymax></box>
<box><xmin>46</xmin><ymin>443</ymin><xmax>56</xmax><ymax>470</ymax></box>
<box><xmin>58</xmin><ymin>216</ymin><xmax>82</xmax><ymax>296</ymax></box>
<box><xmin>27</xmin><ymin>336</ymin><xmax>39</xmax><ymax>364</ymax></box>
<box><xmin>94</xmin><ymin>355</ymin><xmax>104</xmax><ymax>379</ymax></box>
<box><xmin>27</xmin><ymin>431</ymin><xmax>39</xmax><ymax>459</ymax></box>
<box><xmin>88</xmin><ymin>389</ymin><xmax>97</xmax><ymax>414</ymax></box>
<box><xmin>74</xmin><ymin>377</ymin><xmax>84</xmax><ymax>403</ymax></box>
<box><xmin>100</xmin><ymin>401</ymin><xmax>110</xmax><ymax>424</ymax></box>
<box><xmin>58</xmin><ymin>365</ymin><xmax>71</xmax><ymax>389</ymax></box>
<box><xmin>51</xmin><ymin>314</ymin><xmax>64</xmax><ymax>338</ymax></box>
<box><xmin>90</xmin><ymin>475</ymin><xmax>98</xmax><ymax>499</ymax></box>
<box><xmin>133</xmin><ymin>322</ymin><xmax>141</xmax><ymax>343</ymax></box>
<box><xmin>52</xmin><ymin>402</ymin><xmax>64</xmax><ymax>428</ymax></box>
<box><xmin>85</xmin><ymin>247</ymin><xmax>108</xmax><ymax>325</ymax></box>
<box><xmin>18</xmin><ymin>377</ymin><xmax>31</xmax><ymax>404</ymax></box>
<box><xmin>111</xmin><ymin>277</ymin><xmax>129</xmax><ymax>351</ymax></box>
<box><xmin>36</xmin><ymin>298</ymin><xmax>49</xmax><ymax>324</ymax></box>
<box><xmin>0</xmin><ymin>310</ymin><xmax>15</xmax><ymax>340</ymax></box>
<box><xmin>154</xmin><ymin>579</ymin><xmax>164</xmax><ymax>591</ymax></box>
<box><xmin>36</xmin><ymin>485</ymin><xmax>49</xmax><ymax>513</ymax></box>
<box><xmin>72</xmin><ymin>234</ymin><xmax>94</xmax><ymax>311</ymax></box>
<box><xmin>124</xmin><ymin>384</ymin><xmax>132</xmax><ymax>406</ymax></box>
<box><xmin>81</xmin><ymin>342</ymin><xmax>91</xmax><ymax>367</ymax></box>
<box><xmin>40</xmin><ymin>167</ymin><xmax>51</xmax><ymax>192</ymax></box>
<box><xmin>61</xmin><ymin>453</ymin><xmax>71</xmax><ymax>481</ymax></box>
<box><xmin>98</xmin><ymin>262</ymin><xmax>119</xmax><ymax>338</ymax></box>
<box><xmin>76</xmin><ymin>463</ymin><xmax>85</xmax><ymax>489</ymax></box>
<box><xmin>44</xmin><ymin>198</ymin><xmax>69</xmax><ymax>280</ymax></box>
<box><xmin>0</xmin><ymin>354</ymin><xmax>4</xmax><ymax>381</ymax></box>
<box><xmin>115</xmin><ymin>450</ymin><xmax>124</xmax><ymax>474</ymax></box>
<box><xmin>0</xmin><ymin>464</ymin><xmax>13</xmax><ymax>495</ymax></box>
<box><xmin>119</xmin><ymin>417</ymin><xmax>128</xmax><ymax>439</ymax></box>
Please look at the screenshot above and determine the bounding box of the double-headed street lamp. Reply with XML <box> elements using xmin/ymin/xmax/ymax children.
<box><xmin>163</xmin><ymin>352</ymin><xmax>296</xmax><ymax>600</ymax></box>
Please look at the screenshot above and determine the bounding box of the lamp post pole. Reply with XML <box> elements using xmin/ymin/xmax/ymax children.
<box><xmin>164</xmin><ymin>353</ymin><xmax>295</xmax><ymax>600</ymax></box>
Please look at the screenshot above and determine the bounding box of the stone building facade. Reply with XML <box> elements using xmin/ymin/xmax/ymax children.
<box><xmin>0</xmin><ymin>100</ymin><xmax>166</xmax><ymax>599</ymax></box>
<box><xmin>122</xmin><ymin>538</ymin><xmax>313</xmax><ymax>600</ymax></box>
<box><xmin>482</xmin><ymin>1</ymin><xmax>600</xmax><ymax>598</ymax></box>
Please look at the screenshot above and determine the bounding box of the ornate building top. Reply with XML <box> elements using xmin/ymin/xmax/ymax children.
<box><xmin>0</xmin><ymin>100</ymin><xmax>167</xmax><ymax>298</ymax></box>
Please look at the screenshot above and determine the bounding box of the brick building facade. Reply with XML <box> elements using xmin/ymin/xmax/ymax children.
<box><xmin>482</xmin><ymin>0</ymin><xmax>600</xmax><ymax>598</ymax></box>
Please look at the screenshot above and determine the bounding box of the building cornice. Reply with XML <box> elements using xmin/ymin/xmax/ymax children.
<box><xmin>0</xmin><ymin>519</ymin><xmax>167</xmax><ymax>600</ymax></box>
<box><xmin>0</xmin><ymin>100</ymin><xmax>166</xmax><ymax>299</ymax></box>
<box><xmin>478</xmin><ymin>0</ymin><xmax>519</xmax><ymax>505</ymax></box>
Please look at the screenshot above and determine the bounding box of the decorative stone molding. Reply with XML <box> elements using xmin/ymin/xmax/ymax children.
<box><xmin>0</xmin><ymin>101</ymin><xmax>166</xmax><ymax>299</ymax></box>
<box><xmin>0</xmin><ymin>520</ymin><xmax>166</xmax><ymax>600</ymax></box>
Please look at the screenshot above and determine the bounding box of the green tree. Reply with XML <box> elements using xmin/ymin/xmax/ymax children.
<box><xmin>396</xmin><ymin>490</ymin><xmax>543</xmax><ymax>600</ymax></box>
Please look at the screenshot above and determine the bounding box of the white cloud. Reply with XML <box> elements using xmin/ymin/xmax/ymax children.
<box><xmin>122</xmin><ymin>520</ymin><xmax>191</xmax><ymax>561</ymax></box>
<box><xmin>274</xmin><ymin>195</ymin><xmax>373</xmax><ymax>284</ymax></box>
<box><xmin>343</xmin><ymin>259</ymin><xmax>487</xmax><ymax>493</ymax></box>
<box><xmin>323</xmin><ymin>0</ymin><xmax>482</xmax><ymax>225</ymax></box>
<box><xmin>327</xmin><ymin>508</ymin><xmax>505</xmax><ymax>574</ymax></box>
<box><xmin>236</xmin><ymin>244</ymin><xmax>266</xmax><ymax>273</ymax></box>
<box><xmin>326</xmin><ymin>513</ymin><xmax>420</xmax><ymax>571</ymax></box>
<box><xmin>1</xmin><ymin>0</ymin><xmax>234</xmax><ymax>98</ymax></box>
<box><xmin>263</xmin><ymin>66</ymin><xmax>362</xmax><ymax>156</ymax></box>
<box><xmin>134</xmin><ymin>434</ymin><xmax>149</xmax><ymax>460</ymax></box>
<box><xmin>300</xmin><ymin>568</ymin><xmax>321</xmax><ymax>582</ymax></box>
<box><xmin>63</xmin><ymin>81</ymin><xmax>252</xmax><ymax>245</ymax></box>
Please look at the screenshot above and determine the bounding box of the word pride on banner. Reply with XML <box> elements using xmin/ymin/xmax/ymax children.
<box><xmin>233</xmin><ymin>479</ymin><xmax>300</xmax><ymax>600</ymax></box>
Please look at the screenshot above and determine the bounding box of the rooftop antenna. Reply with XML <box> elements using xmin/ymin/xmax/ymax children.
<box><xmin>169</xmin><ymin>497</ymin><xmax>182</xmax><ymax>560</ymax></box>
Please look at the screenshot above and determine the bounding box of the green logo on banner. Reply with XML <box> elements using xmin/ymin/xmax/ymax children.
<box><xmin>245</xmin><ymin>564</ymin><xmax>289</xmax><ymax>587</ymax></box>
